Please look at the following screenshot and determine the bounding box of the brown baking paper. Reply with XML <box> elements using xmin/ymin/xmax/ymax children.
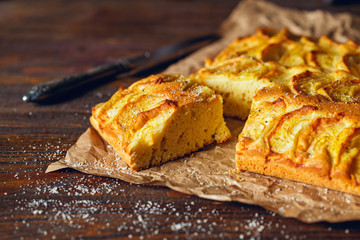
<box><xmin>47</xmin><ymin>0</ymin><xmax>360</xmax><ymax>223</ymax></box>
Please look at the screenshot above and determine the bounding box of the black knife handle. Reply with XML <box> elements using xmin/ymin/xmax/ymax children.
<box><xmin>22</xmin><ymin>59</ymin><xmax>132</xmax><ymax>102</ymax></box>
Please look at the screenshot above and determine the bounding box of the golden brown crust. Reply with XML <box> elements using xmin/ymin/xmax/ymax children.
<box><xmin>210</xmin><ymin>28</ymin><xmax>360</xmax><ymax>74</ymax></box>
<box><xmin>236</xmin><ymin>86</ymin><xmax>360</xmax><ymax>195</ymax></box>
<box><xmin>91</xmin><ymin>73</ymin><xmax>231</xmax><ymax>171</ymax></box>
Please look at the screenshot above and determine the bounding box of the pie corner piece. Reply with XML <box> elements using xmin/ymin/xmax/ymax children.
<box><xmin>235</xmin><ymin>86</ymin><xmax>360</xmax><ymax>196</ymax></box>
<box><xmin>90</xmin><ymin>73</ymin><xmax>231</xmax><ymax>171</ymax></box>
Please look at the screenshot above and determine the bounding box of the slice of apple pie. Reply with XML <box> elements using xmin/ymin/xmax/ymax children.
<box><xmin>236</xmin><ymin>85</ymin><xmax>360</xmax><ymax>195</ymax></box>
<box><xmin>90</xmin><ymin>74</ymin><xmax>231</xmax><ymax>171</ymax></box>
<box><xmin>193</xmin><ymin>28</ymin><xmax>360</xmax><ymax>119</ymax></box>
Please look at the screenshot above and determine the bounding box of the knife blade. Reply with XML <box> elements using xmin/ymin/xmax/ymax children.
<box><xmin>22</xmin><ymin>34</ymin><xmax>220</xmax><ymax>103</ymax></box>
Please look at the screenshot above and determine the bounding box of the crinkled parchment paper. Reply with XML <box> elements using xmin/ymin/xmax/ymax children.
<box><xmin>47</xmin><ymin>0</ymin><xmax>360</xmax><ymax>223</ymax></box>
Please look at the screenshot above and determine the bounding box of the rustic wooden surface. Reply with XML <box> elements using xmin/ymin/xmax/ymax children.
<box><xmin>1</xmin><ymin>0</ymin><xmax>360</xmax><ymax>239</ymax></box>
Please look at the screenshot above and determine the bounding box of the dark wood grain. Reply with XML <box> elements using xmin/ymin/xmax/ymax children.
<box><xmin>1</xmin><ymin>0</ymin><xmax>360</xmax><ymax>239</ymax></box>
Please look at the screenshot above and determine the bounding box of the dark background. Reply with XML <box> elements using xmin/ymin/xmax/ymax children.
<box><xmin>1</xmin><ymin>0</ymin><xmax>360</xmax><ymax>239</ymax></box>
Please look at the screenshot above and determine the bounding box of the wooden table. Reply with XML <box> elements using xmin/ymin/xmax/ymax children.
<box><xmin>1</xmin><ymin>0</ymin><xmax>360</xmax><ymax>239</ymax></box>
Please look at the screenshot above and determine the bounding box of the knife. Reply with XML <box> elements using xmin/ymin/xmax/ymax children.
<box><xmin>22</xmin><ymin>34</ymin><xmax>220</xmax><ymax>103</ymax></box>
